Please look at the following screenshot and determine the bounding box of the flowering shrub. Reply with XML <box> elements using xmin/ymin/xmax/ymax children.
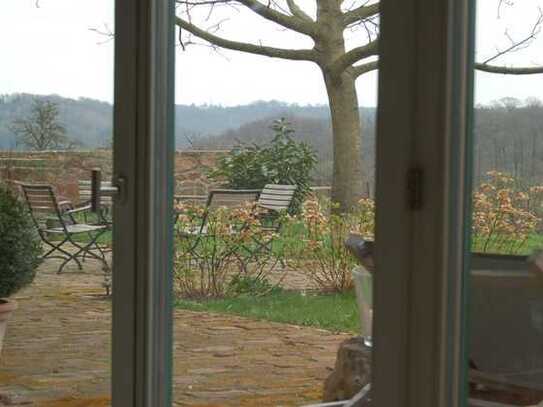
<box><xmin>352</xmin><ymin>198</ymin><xmax>375</xmax><ymax>241</ymax></box>
<box><xmin>286</xmin><ymin>197</ymin><xmax>375</xmax><ymax>292</ymax></box>
<box><xmin>173</xmin><ymin>201</ymin><xmax>285</xmax><ymax>298</ymax></box>
<box><xmin>472</xmin><ymin>171</ymin><xmax>542</xmax><ymax>254</ymax></box>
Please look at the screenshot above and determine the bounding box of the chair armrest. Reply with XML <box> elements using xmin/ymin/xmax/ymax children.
<box><xmin>58</xmin><ymin>200</ymin><xmax>74</xmax><ymax>213</ymax></box>
<box><xmin>211</xmin><ymin>188</ymin><xmax>261</xmax><ymax>194</ymax></box>
<box><xmin>64</xmin><ymin>204</ymin><xmax>92</xmax><ymax>216</ymax></box>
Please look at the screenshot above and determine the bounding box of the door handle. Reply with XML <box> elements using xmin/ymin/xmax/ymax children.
<box><xmin>90</xmin><ymin>169</ymin><xmax>126</xmax><ymax>213</ymax></box>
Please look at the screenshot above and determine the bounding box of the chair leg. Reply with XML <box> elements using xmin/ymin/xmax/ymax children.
<box><xmin>41</xmin><ymin>236</ymin><xmax>84</xmax><ymax>273</ymax></box>
<box><xmin>68</xmin><ymin>232</ymin><xmax>110</xmax><ymax>272</ymax></box>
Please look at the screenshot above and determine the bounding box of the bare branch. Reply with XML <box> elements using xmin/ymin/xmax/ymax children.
<box><xmin>329</xmin><ymin>39</ymin><xmax>378</xmax><ymax>75</ymax></box>
<box><xmin>88</xmin><ymin>24</ymin><xmax>115</xmax><ymax>45</ymax></box>
<box><xmin>286</xmin><ymin>0</ymin><xmax>313</xmax><ymax>22</ymax></box>
<box><xmin>351</xmin><ymin>60</ymin><xmax>378</xmax><ymax>78</ymax></box>
<box><xmin>176</xmin><ymin>0</ymin><xmax>231</xmax><ymax>5</ymax></box>
<box><xmin>475</xmin><ymin>8</ymin><xmax>543</xmax><ymax>75</ymax></box>
<box><xmin>475</xmin><ymin>63</ymin><xmax>543</xmax><ymax>75</ymax></box>
<box><xmin>236</xmin><ymin>0</ymin><xmax>317</xmax><ymax>37</ymax></box>
<box><xmin>176</xmin><ymin>17</ymin><xmax>318</xmax><ymax>61</ymax></box>
<box><xmin>343</xmin><ymin>2</ymin><xmax>379</xmax><ymax>27</ymax></box>
<box><xmin>497</xmin><ymin>0</ymin><xmax>514</xmax><ymax>18</ymax></box>
<box><xmin>481</xmin><ymin>10</ymin><xmax>543</xmax><ymax>65</ymax></box>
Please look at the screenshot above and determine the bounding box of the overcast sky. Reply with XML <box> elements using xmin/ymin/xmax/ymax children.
<box><xmin>1</xmin><ymin>0</ymin><xmax>543</xmax><ymax>106</ymax></box>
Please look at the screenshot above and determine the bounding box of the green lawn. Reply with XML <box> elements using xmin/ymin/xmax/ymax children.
<box><xmin>471</xmin><ymin>233</ymin><xmax>543</xmax><ymax>255</ymax></box>
<box><xmin>177</xmin><ymin>290</ymin><xmax>360</xmax><ymax>334</ymax></box>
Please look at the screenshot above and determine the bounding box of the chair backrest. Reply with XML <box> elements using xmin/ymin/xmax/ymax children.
<box><xmin>257</xmin><ymin>184</ymin><xmax>297</xmax><ymax>212</ymax></box>
<box><xmin>78</xmin><ymin>179</ymin><xmax>113</xmax><ymax>206</ymax></box>
<box><xmin>19</xmin><ymin>184</ymin><xmax>62</xmax><ymax>231</ymax></box>
<box><xmin>207</xmin><ymin>189</ymin><xmax>260</xmax><ymax>209</ymax></box>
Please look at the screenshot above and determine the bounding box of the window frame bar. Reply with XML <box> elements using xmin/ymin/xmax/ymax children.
<box><xmin>373</xmin><ymin>0</ymin><xmax>475</xmax><ymax>405</ymax></box>
<box><xmin>112</xmin><ymin>0</ymin><xmax>175</xmax><ymax>405</ymax></box>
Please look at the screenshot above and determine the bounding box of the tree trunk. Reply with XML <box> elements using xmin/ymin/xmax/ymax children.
<box><xmin>324</xmin><ymin>71</ymin><xmax>364</xmax><ymax>212</ymax></box>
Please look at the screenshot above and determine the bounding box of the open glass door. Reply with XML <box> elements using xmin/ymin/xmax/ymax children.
<box><xmin>0</xmin><ymin>2</ymin><xmax>117</xmax><ymax>405</ymax></box>
<box><xmin>375</xmin><ymin>0</ymin><xmax>543</xmax><ymax>405</ymax></box>
<box><xmin>465</xmin><ymin>1</ymin><xmax>543</xmax><ymax>405</ymax></box>
<box><xmin>0</xmin><ymin>0</ymin><xmax>175</xmax><ymax>404</ymax></box>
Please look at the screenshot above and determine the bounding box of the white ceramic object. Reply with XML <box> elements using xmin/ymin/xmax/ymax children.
<box><xmin>352</xmin><ymin>266</ymin><xmax>373</xmax><ymax>346</ymax></box>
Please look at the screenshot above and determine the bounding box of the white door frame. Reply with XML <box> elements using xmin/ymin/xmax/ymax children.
<box><xmin>373</xmin><ymin>0</ymin><xmax>474</xmax><ymax>405</ymax></box>
<box><xmin>108</xmin><ymin>0</ymin><xmax>475</xmax><ymax>404</ymax></box>
<box><xmin>112</xmin><ymin>0</ymin><xmax>175</xmax><ymax>405</ymax></box>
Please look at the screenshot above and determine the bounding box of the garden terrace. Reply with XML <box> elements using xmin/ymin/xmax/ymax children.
<box><xmin>0</xmin><ymin>257</ymin><xmax>349</xmax><ymax>406</ymax></box>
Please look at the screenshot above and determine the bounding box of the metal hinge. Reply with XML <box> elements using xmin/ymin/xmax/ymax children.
<box><xmin>407</xmin><ymin>167</ymin><xmax>424</xmax><ymax>210</ymax></box>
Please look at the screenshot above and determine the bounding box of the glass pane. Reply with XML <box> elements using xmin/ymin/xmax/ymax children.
<box><xmin>468</xmin><ymin>1</ymin><xmax>543</xmax><ymax>404</ymax></box>
<box><xmin>0</xmin><ymin>1</ymin><xmax>114</xmax><ymax>404</ymax></box>
<box><xmin>173</xmin><ymin>0</ymin><xmax>378</xmax><ymax>404</ymax></box>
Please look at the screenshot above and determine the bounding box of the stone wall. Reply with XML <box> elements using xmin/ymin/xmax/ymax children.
<box><xmin>0</xmin><ymin>150</ymin><xmax>112</xmax><ymax>201</ymax></box>
<box><xmin>0</xmin><ymin>150</ymin><xmax>225</xmax><ymax>203</ymax></box>
<box><xmin>174</xmin><ymin>150</ymin><xmax>225</xmax><ymax>196</ymax></box>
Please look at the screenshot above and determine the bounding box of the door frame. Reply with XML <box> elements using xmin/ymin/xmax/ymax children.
<box><xmin>373</xmin><ymin>0</ymin><xmax>474</xmax><ymax>405</ymax></box>
<box><xmin>109</xmin><ymin>0</ymin><xmax>475</xmax><ymax>404</ymax></box>
<box><xmin>112</xmin><ymin>0</ymin><xmax>175</xmax><ymax>405</ymax></box>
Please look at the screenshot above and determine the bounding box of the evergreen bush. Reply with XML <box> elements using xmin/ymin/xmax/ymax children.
<box><xmin>0</xmin><ymin>185</ymin><xmax>42</xmax><ymax>298</ymax></box>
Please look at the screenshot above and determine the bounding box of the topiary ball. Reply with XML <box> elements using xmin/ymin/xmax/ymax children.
<box><xmin>0</xmin><ymin>185</ymin><xmax>42</xmax><ymax>298</ymax></box>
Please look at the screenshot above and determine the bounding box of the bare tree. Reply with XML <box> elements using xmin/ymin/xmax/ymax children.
<box><xmin>175</xmin><ymin>0</ymin><xmax>543</xmax><ymax>210</ymax></box>
<box><xmin>9</xmin><ymin>99</ymin><xmax>70</xmax><ymax>151</ymax></box>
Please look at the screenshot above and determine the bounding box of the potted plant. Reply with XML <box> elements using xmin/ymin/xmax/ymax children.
<box><xmin>0</xmin><ymin>184</ymin><xmax>42</xmax><ymax>354</ymax></box>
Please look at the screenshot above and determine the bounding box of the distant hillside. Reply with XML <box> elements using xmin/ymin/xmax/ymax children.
<box><xmin>2</xmin><ymin>93</ymin><xmax>542</xmax><ymax>188</ymax></box>
<box><xmin>0</xmin><ymin>94</ymin><xmax>112</xmax><ymax>149</ymax></box>
<box><xmin>0</xmin><ymin>93</ymin><xmax>352</xmax><ymax>150</ymax></box>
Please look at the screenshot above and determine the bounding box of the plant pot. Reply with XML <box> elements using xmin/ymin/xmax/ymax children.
<box><xmin>0</xmin><ymin>299</ymin><xmax>17</xmax><ymax>355</ymax></box>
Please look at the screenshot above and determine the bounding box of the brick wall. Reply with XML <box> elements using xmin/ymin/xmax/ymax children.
<box><xmin>0</xmin><ymin>150</ymin><xmax>225</xmax><ymax>203</ymax></box>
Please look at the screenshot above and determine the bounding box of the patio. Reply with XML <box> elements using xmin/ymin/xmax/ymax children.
<box><xmin>0</xmin><ymin>257</ymin><xmax>348</xmax><ymax>407</ymax></box>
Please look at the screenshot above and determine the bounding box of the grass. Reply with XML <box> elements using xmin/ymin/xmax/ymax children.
<box><xmin>471</xmin><ymin>233</ymin><xmax>543</xmax><ymax>255</ymax></box>
<box><xmin>176</xmin><ymin>289</ymin><xmax>360</xmax><ymax>334</ymax></box>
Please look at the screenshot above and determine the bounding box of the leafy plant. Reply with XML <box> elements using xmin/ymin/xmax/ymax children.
<box><xmin>227</xmin><ymin>275</ymin><xmax>282</xmax><ymax>296</ymax></box>
<box><xmin>0</xmin><ymin>185</ymin><xmax>42</xmax><ymax>298</ymax></box>
<box><xmin>173</xmin><ymin>201</ymin><xmax>285</xmax><ymax>298</ymax></box>
<box><xmin>209</xmin><ymin>118</ymin><xmax>317</xmax><ymax>213</ymax></box>
<box><xmin>283</xmin><ymin>198</ymin><xmax>369</xmax><ymax>292</ymax></box>
<box><xmin>472</xmin><ymin>171</ymin><xmax>542</xmax><ymax>254</ymax></box>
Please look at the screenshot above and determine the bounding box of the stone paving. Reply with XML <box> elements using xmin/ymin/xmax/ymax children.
<box><xmin>0</xmin><ymin>257</ymin><xmax>349</xmax><ymax>406</ymax></box>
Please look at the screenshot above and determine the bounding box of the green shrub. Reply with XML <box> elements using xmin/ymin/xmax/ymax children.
<box><xmin>0</xmin><ymin>185</ymin><xmax>42</xmax><ymax>298</ymax></box>
<box><xmin>174</xmin><ymin>202</ymin><xmax>286</xmax><ymax>298</ymax></box>
<box><xmin>227</xmin><ymin>275</ymin><xmax>282</xmax><ymax>297</ymax></box>
<box><xmin>209</xmin><ymin>118</ymin><xmax>317</xmax><ymax>213</ymax></box>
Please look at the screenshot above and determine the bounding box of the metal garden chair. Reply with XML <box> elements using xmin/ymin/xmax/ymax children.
<box><xmin>175</xmin><ymin>188</ymin><xmax>261</xmax><ymax>253</ymax></box>
<box><xmin>20</xmin><ymin>183</ymin><xmax>111</xmax><ymax>277</ymax></box>
<box><xmin>242</xmin><ymin>184</ymin><xmax>297</xmax><ymax>262</ymax></box>
<box><xmin>175</xmin><ymin>185</ymin><xmax>297</xmax><ymax>272</ymax></box>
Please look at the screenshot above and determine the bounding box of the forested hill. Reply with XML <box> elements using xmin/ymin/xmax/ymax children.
<box><xmin>0</xmin><ymin>94</ymin><xmax>112</xmax><ymax>149</ymax></box>
<box><xmin>1</xmin><ymin>94</ymin><xmax>542</xmax><ymax>186</ymax></box>
<box><xmin>0</xmin><ymin>93</ymin><xmax>375</xmax><ymax>149</ymax></box>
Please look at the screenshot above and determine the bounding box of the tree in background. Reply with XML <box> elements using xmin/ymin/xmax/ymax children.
<box><xmin>9</xmin><ymin>99</ymin><xmax>72</xmax><ymax>151</ymax></box>
<box><xmin>209</xmin><ymin>119</ymin><xmax>317</xmax><ymax>213</ymax></box>
<box><xmin>176</xmin><ymin>0</ymin><xmax>543</xmax><ymax>211</ymax></box>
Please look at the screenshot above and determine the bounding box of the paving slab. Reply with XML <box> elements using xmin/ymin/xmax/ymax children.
<box><xmin>0</xmin><ymin>258</ymin><xmax>349</xmax><ymax>406</ymax></box>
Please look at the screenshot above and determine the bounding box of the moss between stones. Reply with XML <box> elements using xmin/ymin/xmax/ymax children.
<box><xmin>37</xmin><ymin>396</ymin><xmax>110</xmax><ymax>407</ymax></box>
